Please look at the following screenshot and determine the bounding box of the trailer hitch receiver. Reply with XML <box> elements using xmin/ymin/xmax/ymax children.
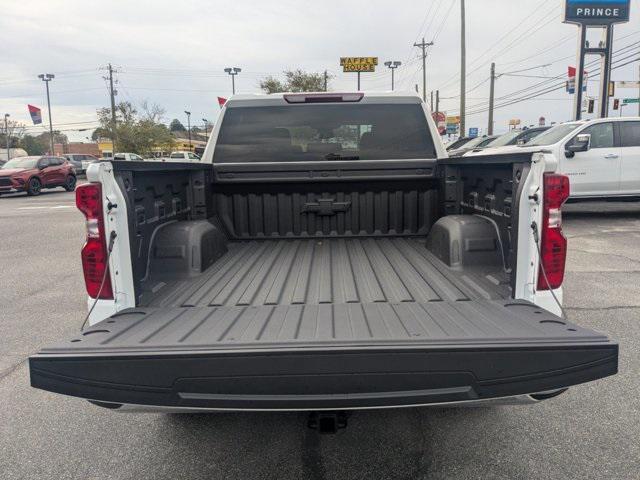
<box><xmin>307</xmin><ymin>411</ymin><xmax>348</xmax><ymax>434</ymax></box>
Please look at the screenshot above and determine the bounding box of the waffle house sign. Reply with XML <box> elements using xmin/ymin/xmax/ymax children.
<box><xmin>340</xmin><ymin>57</ymin><xmax>378</xmax><ymax>73</ymax></box>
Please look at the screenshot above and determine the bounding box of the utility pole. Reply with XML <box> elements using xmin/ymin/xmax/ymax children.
<box><xmin>224</xmin><ymin>67</ymin><xmax>241</xmax><ymax>95</ymax></box>
<box><xmin>37</xmin><ymin>73</ymin><xmax>55</xmax><ymax>154</ymax></box>
<box><xmin>184</xmin><ymin>111</ymin><xmax>192</xmax><ymax>150</ymax></box>
<box><xmin>430</xmin><ymin>90</ymin><xmax>434</xmax><ymax>110</ymax></box>
<box><xmin>4</xmin><ymin>114</ymin><xmax>9</xmax><ymax>162</ymax></box>
<box><xmin>324</xmin><ymin>70</ymin><xmax>328</xmax><ymax>92</ymax></box>
<box><xmin>414</xmin><ymin>37</ymin><xmax>434</xmax><ymax>102</ymax></box>
<box><xmin>384</xmin><ymin>61</ymin><xmax>401</xmax><ymax>90</ymax></box>
<box><xmin>107</xmin><ymin>63</ymin><xmax>117</xmax><ymax>152</ymax></box>
<box><xmin>488</xmin><ymin>62</ymin><xmax>496</xmax><ymax>135</ymax></box>
<box><xmin>435</xmin><ymin>90</ymin><xmax>440</xmax><ymax>117</ymax></box>
<box><xmin>460</xmin><ymin>0</ymin><xmax>466</xmax><ymax>136</ymax></box>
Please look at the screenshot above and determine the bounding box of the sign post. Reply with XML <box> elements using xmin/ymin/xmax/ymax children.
<box><xmin>340</xmin><ymin>57</ymin><xmax>378</xmax><ymax>91</ymax></box>
<box><xmin>563</xmin><ymin>0</ymin><xmax>631</xmax><ymax>120</ymax></box>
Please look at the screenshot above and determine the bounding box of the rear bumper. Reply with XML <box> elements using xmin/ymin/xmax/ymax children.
<box><xmin>29</xmin><ymin>343</ymin><xmax>617</xmax><ymax>411</ymax></box>
<box><xmin>92</xmin><ymin>391</ymin><xmax>562</xmax><ymax>412</ymax></box>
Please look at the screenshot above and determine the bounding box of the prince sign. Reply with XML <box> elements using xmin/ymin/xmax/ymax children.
<box><xmin>564</xmin><ymin>0</ymin><xmax>630</xmax><ymax>25</ymax></box>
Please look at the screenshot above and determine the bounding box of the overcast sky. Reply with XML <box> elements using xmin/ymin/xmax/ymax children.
<box><xmin>1</xmin><ymin>0</ymin><xmax>639</xmax><ymax>142</ymax></box>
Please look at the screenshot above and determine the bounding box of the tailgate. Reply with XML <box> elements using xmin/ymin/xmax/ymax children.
<box><xmin>30</xmin><ymin>301</ymin><xmax>618</xmax><ymax>410</ymax></box>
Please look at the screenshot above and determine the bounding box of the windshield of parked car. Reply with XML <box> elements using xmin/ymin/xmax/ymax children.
<box><xmin>526</xmin><ymin>123</ymin><xmax>582</xmax><ymax>146</ymax></box>
<box><xmin>476</xmin><ymin>136</ymin><xmax>497</xmax><ymax>147</ymax></box>
<box><xmin>457</xmin><ymin>136</ymin><xmax>488</xmax><ymax>149</ymax></box>
<box><xmin>446</xmin><ymin>137</ymin><xmax>472</xmax><ymax>150</ymax></box>
<box><xmin>213</xmin><ymin>103</ymin><xmax>437</xmax><ymax>163</ymax></box>
<box><xmin>486</xmin><ymin>130</ymin><xmax>523</xmax><ymax>147</ymax></box>
<box><xmin>1</xmin><ymin>157</ymin><xmax>39</xmax><ymax>169</ymax></box>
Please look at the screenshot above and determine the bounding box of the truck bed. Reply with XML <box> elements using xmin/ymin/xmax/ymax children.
<box><xmin>140</xmin><ymin>237</ymin><xmax>510</xmax><ymax>309</ymax></box>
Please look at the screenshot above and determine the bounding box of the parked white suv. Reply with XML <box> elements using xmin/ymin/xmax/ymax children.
<box><xmin>467</xmin><ymin>117</ymin><xmax>640</xmax><ymax>199</ymax></box>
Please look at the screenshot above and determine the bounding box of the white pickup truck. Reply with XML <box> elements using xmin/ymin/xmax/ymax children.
<box><xmin>168</xmin><ymin>150</ymin><xmax>200</xmax><ymax>161</ymax></box>
<box><xmin>148</xmin><ymin>151</ymin><xmax>201</xmax><ymax>163</ymax></box>
<box><xmin>468</xmin><ymin>117</ymin><xmax>640</xmax><ymax>199</ymax></box>
<box><xmin>112</xmin><ymin>152</ymin><xmax>145</xmax><ymax>162</ymax></box>
<box><xmin>29</xmin><ymin>92</ymin><xmax>617</xmax><ymax>428</ymax></box>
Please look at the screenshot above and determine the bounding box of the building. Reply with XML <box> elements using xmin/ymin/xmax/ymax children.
<box><xmin>172</xmin><ymin>131</ymin><xmax>206</xmax><ymax>153</ymax></box>
<box><xmin>53</xmin><ymin>142</ymin><xmax>100</xmax><ymax>157</ymax></box>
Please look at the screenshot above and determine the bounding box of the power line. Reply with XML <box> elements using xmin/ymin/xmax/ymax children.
<box><xmin>445</xmin><ymin>42</ymin><xmax>640</xmax><ymax>113</ymax></box>
<box><xmin>431</xmin><ymin>0</ymin><xmax>456</xmax><ymax>43</ymax></box>
<box><xmin>464</xmin><ymin>54</ymin><xmax>639</xmax><ymax>116</ymax></box>
<box><xmin>449</xmin><ymin>53</ymin><xmax>638</xmax><ymax>117</ymax></box>
<box><xmin>435</xmin><ymin>0</ymin><xmax>557</xmax><ymax>91</ymax></box>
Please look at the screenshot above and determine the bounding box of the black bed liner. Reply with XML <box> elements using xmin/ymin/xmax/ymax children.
<box><xmin>141</xmin><ymin>237</ymin><xmax>509</xmax><ymax>308</ymax></box>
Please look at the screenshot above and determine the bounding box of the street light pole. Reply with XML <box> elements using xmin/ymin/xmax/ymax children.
<box><xmin>224</xmin><ymin>67</ymin><xmax>242</xmax><ymax>95</ymax></box>
<box><xmin>184</xmin><ymin>111</ymin><xmax>192</xmax><ymax>150</ymax></box>
<box><xmin>384</xmin><ymin>61</ymin><xmax>402</xmax><ymax>91</ymax></box>
<box><xmin>4</xmin><ymin>114</ymin><xmax>10</xmax><ymax>162</ymax></box>
<box><xmin>202</xmin><ymin>118</ymin><xmax>209</xmax><ymax>142</ymax></box>
<box><xmin>38</xmin><ymin>73</ymin><xmax>55</xmax><ymax>154</ymax></box>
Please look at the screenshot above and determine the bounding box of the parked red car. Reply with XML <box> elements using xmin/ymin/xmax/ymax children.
<box><xmin>0</xmin><ymin>156</ymin><xmax>76</xmax><ymax>196</ymax></box>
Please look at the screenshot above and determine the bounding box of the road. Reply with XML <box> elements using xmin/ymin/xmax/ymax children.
<box><xmin>0</xmin><ymin>189</ymin><xmax>638</xmax><ymax>480</ymax></box>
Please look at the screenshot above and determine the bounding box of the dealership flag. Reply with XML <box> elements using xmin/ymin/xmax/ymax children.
<box><xmin>28</xmin><ymin>104</ymin><xmax>43</xmax><ymax>125</ymax></box>
<box><xmin>217</xmin><ymin>97</ymin><xmax>227</xmax><ymax>108</ymax></box>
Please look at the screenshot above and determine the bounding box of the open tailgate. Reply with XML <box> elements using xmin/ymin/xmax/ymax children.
<box><xmin>30</xmin><ymin>300</ymin><xmax>617</xmax><ymax>410</ymax></box>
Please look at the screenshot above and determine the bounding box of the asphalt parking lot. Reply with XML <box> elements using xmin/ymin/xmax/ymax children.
<box><xmin>0</xmin><ymin>189</ymin><xmax>638</xmax><ymax>480</ymax></box>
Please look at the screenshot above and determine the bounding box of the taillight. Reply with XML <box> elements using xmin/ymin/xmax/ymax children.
<box><xmin>76</xmin><ymin>183</ymin><xmax>113</xmax><ymax>299</ymax></box>
<box><xmin>537</xmin><ymin>173</ymin><xmax>570</xmax><ymax>290</ymax></box>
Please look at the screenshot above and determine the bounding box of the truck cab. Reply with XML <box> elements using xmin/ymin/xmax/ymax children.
<box><xmin>29</xmin><ymin>92</ymin><xmax>617</xmax><ymax>415</ymax></box>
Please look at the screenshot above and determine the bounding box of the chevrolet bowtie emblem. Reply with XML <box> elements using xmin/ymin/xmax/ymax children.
<box><xmin>302</xmin><ymin>198</ymin><xmax>351</xmax><ymax>216</ymax></box>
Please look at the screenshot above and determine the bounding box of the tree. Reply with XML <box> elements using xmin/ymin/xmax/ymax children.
<box><xmin>0</xmin><ymin>120</ymin><xmax>26</xmax><ymax>148</ymax></box>
<box><xmin>19</xmin><ymin>135</ymin><xmax>45</xmax><ymax>155</ymax></box>
<box><xmin>140</xmin><ymin>101</ymin><xmax>166</xmax><ymax>123</ymax></box>
<box><xmin>91</xmin><ymin>127</ymin><xmax>111</xmax><ymax>141</ymax></box>
<box><xmin>169</xmin><ymin>119</ymin><xmax>186</xmax><ymax>132</ymax></box>
<box><xmin>259</xmin><ymin>69</ymin><xmax>331</xmax><ymax>94</ymax></box>
<box><xmin>96</xmin><ymin>101</ymin><xmax>174</xmax><ymax>156</ymax></box>
<box><xmin>259</xmin><ymin>77</ymin><xmax>287</xmax><ymax>95</ymax></box>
